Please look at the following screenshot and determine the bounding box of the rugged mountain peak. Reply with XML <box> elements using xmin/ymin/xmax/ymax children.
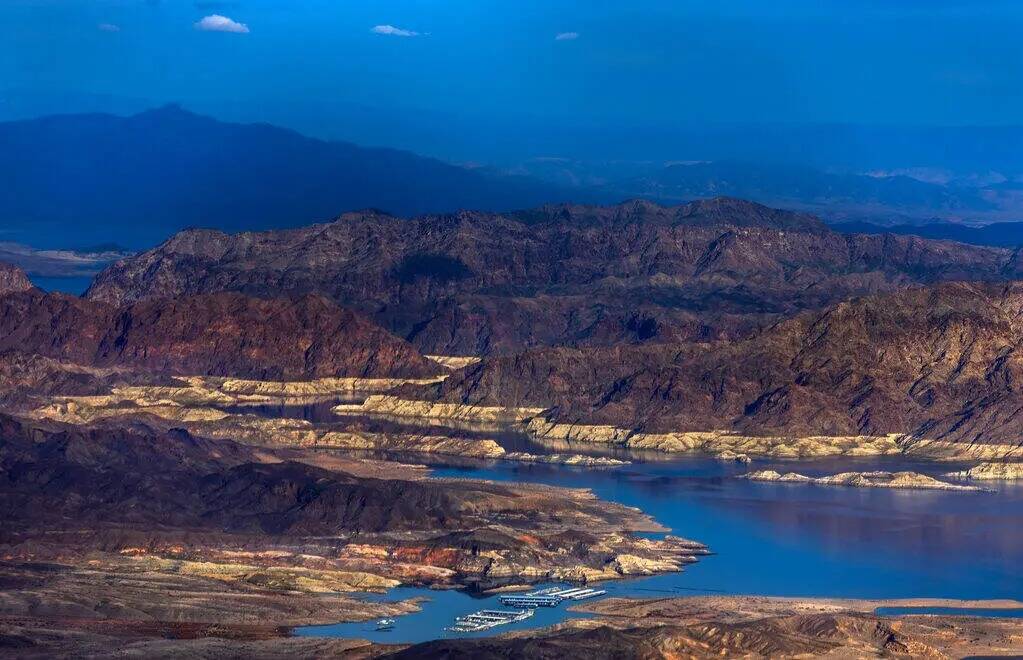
<box><xmin>0</xmin><ymin>261</ymin><xmax>32</xmax><ymax>294</ymax></box>
<box><xmin>674</xmin><ymin>196</ymin><xmax>827</xmax><ymax>231</ymax></box>
<box><xmin>159</xmin><ymin>227</ymin><xmax>234</xmax><ymax>255</ymax></box>
<box><xmin>84</xmin><ymin>199</ymin><xmax>1018</xmax><ymax>355</ymax></box>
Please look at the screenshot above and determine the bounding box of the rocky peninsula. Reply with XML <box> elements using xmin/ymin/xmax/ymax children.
<box><xmin>743</xmin><ymin>469</ymin><xmax>989</xmax><ymax>491</ymax></box>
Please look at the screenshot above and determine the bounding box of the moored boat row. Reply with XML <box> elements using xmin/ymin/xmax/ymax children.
<box><xmin>443</xmin><ymin>585</ymin><xmax>608</xmax><ymax>633</ymax></box>
<box><xmin>499</xmin><ymin>586</ymin><xmax>607</xmax><ymax>608</ymax></box>
<box><xmin>447</xmin><ymin>608</ymin><xmax>535</xmax><ymax>632</ymax></box>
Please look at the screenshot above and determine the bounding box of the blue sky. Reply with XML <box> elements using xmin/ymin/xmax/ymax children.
<box><xmin>2</xmin><ymin>1</ymin><xmax>1021</xmax><ymax>159</ymax></box>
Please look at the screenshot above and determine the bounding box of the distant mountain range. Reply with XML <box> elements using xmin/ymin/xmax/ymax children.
<box><xmin>514</xmin><ymin>159</ymin><xmax>1022</xmax><ymax>226</ymax></box>
<box><xmin>0</xmin><ymin>105</ymin><xmax>591</xmax><ymax>249</ymax></box>
<box><xmin>4</xmin><ymin>106</ymin><xmax>1023</xmax><ymax>252</ymax></box>
<box><xmin>5</xmin><ymin>90</ymin><xmax>1023</xmax><ymax>173</ymax></box>
<box><xmin>833</xmin><ymin>220</ymin><xmax>1023</xmax><ymax>248</ymax></box>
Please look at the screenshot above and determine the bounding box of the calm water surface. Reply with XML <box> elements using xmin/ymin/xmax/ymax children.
<box><xmin>875</xmin><ymin>606</ymin><xmax>1023</xmax><ymax>618</ymax></box>
<box><xmin>28</xmin><ymin>275</ymin><xmax>94</xmax><ymax>295</ymax></box>
<box><xmin>232</xmin><ymin>402</ymin><xmax>1023</xmax><ymax>642</ymax></box>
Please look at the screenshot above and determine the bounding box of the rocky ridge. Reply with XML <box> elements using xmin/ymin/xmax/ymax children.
<box><xmin>0</xmin><ymin>289</ymin><xmax>442</xmax><ymax>381</ymax></box>
<box><xmin>85</xmin><ymin>198</ymin><xmax>1023</xmax><ymax>354</ymax></box>
<box><xmin>420</xmin><ymin>281</ymin><xmax>1023</xmax><ymax>457</ymax></box>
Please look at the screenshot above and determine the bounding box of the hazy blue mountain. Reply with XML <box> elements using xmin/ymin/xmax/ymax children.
<box><xmin>5</xmin><ymin>105</ymin><xmax>1020</xmax><ymax>250</ymax></box>
<box><xmin>833</xmin><ymin>220</ymin><xmax>1023</xmax><ymax>248</ymax></box>
<box><xmin>0</xmin><ymin>106</ymin><xmax>592</xmax><ymax>249</ymax></box>
<box><xmin>512</xmin><ymin>158</ymin><xmax>1020</xmax><ymax>225</ymax></box>
<box><xmin>622</xmin><ymin>160</ymin><xmax>991</xmax><ymax>208</ymax></box>
<box><xmin>203</xmin><ymin>104</ymin><xmax>1023</xmax><ymax>175</ymax></box>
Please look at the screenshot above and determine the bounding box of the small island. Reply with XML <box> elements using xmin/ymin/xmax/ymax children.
<box><xmin>743</xmin><ymin>469</ymin><xmax>989</xmax><ymax>492</ymax></box>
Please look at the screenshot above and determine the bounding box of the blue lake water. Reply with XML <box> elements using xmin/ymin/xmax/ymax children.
<box><xmin>235</xmin><ymin>403</ymin><xmax>1023</xmax><ymax>643</ymax></box>
<box><xmin>875</xmin><ymin>606</ymin><xmax>1023</xmax><ymax>618</ymax></box>
<box><xmin>297</xmin><ymin>451</ymin><xmax>1023</xmax><ymax>643</ymax></box>
<box><xmin>27</xmin><ymin>275</ymin><xmax>94</xmax><ymax>295</ymax></box>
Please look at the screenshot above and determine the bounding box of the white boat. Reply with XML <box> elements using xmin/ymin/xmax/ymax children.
<box><xmin>375</xmin><ymin>618</ymin><xmax>396</xmax><ymax>630</ymax></box>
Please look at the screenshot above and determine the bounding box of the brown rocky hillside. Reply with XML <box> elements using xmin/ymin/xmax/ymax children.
<box><xmin>427</xmin><ymin>281</ymin><xmax>1023</xmax><ymax>445</ymax></box>
<box><xmin>0</xmin><ymin>289</ymin><xmax>440</xmax><ymax>380</ymax></box>
<box><xmin>86</xmin><ymin>198</ymin><xmax>1023</xmax><ymax>354</ymax></box>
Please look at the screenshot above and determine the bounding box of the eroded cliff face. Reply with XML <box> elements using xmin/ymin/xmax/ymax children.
<box><xmin>422</xmin><ymin>281</ymin><xmax>1023</xmax><ymax>452</ymax></box>
<box><xmin>0</xmin><ymin>289</ymin><xmax>442</xmax><ymax>380</ymax></box>
<box><xmin>85</xmin><ymin>198</ymin><xmax>1021</xmax><ymax>354</ymax></box>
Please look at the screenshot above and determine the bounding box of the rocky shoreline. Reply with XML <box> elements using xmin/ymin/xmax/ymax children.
<box><xmin>27</xmin><ymin>393</ymin><xmax>626</xmax><ymax>466</ymax></box>
<box><xmin>0</xmin><ymin>410</ymin><xmax>712</xmax><ymax>658</ymax></box>
<box><xmin>8</xmin><ymin>593</ymin><xmax>1023</xmax><ymax>658</ymax></box>
<box><xmin>946</xmin><ymin>462</ymin><xmax>1023</xmax><ymax>481</ymax></box>
<box><xmin>327</xmin><ymin>395</ymin><xmax>1023</xmax><ymax>463</ymax></box>
<box><xmin>16</xmin><ymin>375</ymin><xmax>1023</xmax><ymax>466</ymax></box>
<box><xmin>335</xmin><ymin>394</ymin><xmax>545</xmax><ymax>425</ymax></box>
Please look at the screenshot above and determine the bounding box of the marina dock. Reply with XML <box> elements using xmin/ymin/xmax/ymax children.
<box><xmin>447</xmin><ymin>609</ymin><xmax>534</xmax><ymax>633</ymax></box>
<box><xmin>447</xmin><ymin>585</ymin><xmax>607</xmax><ymax>634</ymax></box>
<box><xmin>499</xmin><ymin>586</ymin><xmax>607</xmax><ymax>608</ymax></box>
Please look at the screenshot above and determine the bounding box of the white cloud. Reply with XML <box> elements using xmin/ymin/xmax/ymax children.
<box><xmin>98</xmin><ymin>23</ymin><xmax>120</xmax><ymax>32</ymax></box>
<box><xmin>195</xmin><ymin>14</ymin><xmax>249</xmax><ymax>33</ymax></box>
<box><xmin>555</xmin><ymin>31</ymin><xmax>579</xmax><ymax>40</ymax></box>
<box><xmin>371</xmin><ymin>24</ymin><xmax>419</xmax><ymax>37</ymax></box>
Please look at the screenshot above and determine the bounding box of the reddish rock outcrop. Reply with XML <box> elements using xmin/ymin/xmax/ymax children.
<box><xmin>0</xmin><ymin>290</ymin><xmax>440</xmax><ymax>380</ymax></box>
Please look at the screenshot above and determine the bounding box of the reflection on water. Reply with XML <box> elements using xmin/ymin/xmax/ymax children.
<box><xmin>225</xmin><ymin>400</ymin><xmax>1023</xmax><ymax>639</ymax></box>
<box><xmin>218</xmin><ymin>397</ymin><xmax>360</xmax><ymax>423</ymax></box>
